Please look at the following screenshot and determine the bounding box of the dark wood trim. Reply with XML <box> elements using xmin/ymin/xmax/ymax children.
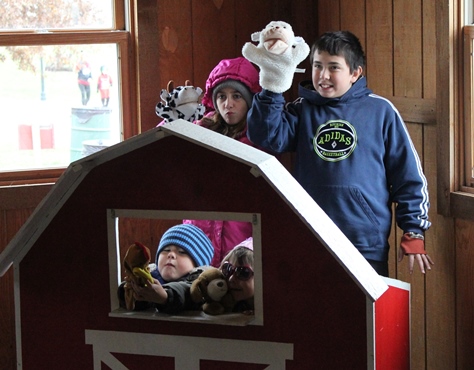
<box><xmin>0</xmin><ymin>184</ymin><xmax>53</xmax><ymax>210</ymax></box>
<box><xmin>389</xmin><ymin>97</ymin><xmax>436</xmax><ymax>124</ymax></box>
<box><xmin>436</xmin><ymin>0</ymin><xmax>458</xmax><ymax>217</ymax></box>
<box><xmin>451</xmin><ymin>191</ymin><xmax>474</xmax><ymax>221</ymax></box>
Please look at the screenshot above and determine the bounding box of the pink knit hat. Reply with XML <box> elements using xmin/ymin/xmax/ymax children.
<box><xmin>201</xmin><ymin>57</ymin><xmax>261</xmax><ymax>111</ymax></box>
<box><xmin>233</xmin><ymin>237</ymin><xmax>253</xmax><ymax>251</ymax></box>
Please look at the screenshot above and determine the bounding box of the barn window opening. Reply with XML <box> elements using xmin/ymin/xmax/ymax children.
<box><xmin>107</xmin><ymin>209</ymin><xmax>263</xmax><ymax>326</ymax></box>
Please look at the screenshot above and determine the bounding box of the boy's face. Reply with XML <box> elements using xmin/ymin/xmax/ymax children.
<box><xmin>312</xmin><ymin>50</ymin><xmax>362</xmax><ymax>98</ymax></box>
<box><xmin>157</xmin><ymin>245</ymin><xmax>195</xmax><ymax>282</ymax></box>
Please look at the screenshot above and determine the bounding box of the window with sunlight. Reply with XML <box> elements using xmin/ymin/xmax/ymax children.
<box><xmin>464</xmin><ymin>1</ymin><xmax>474</xmax><ymax>190</ymax></box>
<box><xmin>0</xmin><ymin>0</ymin><xmax>133</xmax><ymax>180</ymax></box>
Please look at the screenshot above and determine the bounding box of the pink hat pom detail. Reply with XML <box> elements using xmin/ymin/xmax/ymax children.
<box><xmin>234</xmin><ymin>237</ymin><xmax>253</xmax><ymax>251</ymax></box>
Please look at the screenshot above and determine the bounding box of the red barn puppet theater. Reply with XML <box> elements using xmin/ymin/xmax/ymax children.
<box><xmin>0</xmin><ymin>120</ymin><xmax>410</xmax><ymax>369</ymax></box>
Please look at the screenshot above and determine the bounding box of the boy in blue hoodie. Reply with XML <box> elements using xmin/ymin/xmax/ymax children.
<box><xmin>246</xmin><ymin>30</ymin><xmax>433</xmax><ymax>276</ymax></box>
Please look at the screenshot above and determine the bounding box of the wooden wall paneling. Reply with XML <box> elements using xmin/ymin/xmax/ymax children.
<box><xmin>0</xmin><ymin>209</ymin><xmax>14</xmax><ymax>370</ymax></box>
<box><xmin>156</xmin><ymin>0</ymin><xmax>194</xmax><ymax>85</ymax></box>
<box><xmin>422</xmin><ymin>0</ymin><xmax>436</xmax><ymax>98</ymax></box>
<box><xmin>191</xmin><ymin>0</ymin><xmax>238</xmax><ymax>90</ymax></box>
<box><xmin>393</xmin><ymin>0</ymin><xmax>424</xmax><ymax>284</ymax></box>
<box><xmin>284</xmin><ymin>0</ymin><xmax>319</xmax><ymax>101</ymax></box>
<box><xmin>424</xmin><ymin>124</ymin><xmax>457</xmax><ymax>370</ymax></box>
<box><xmin>1</xmin><ymin>208</ymin><xmax>38</xmax><ymax>370</ymax></box>
<box><xmin>317</xmin><ymin>0</ymin><xmax>341</xmax><ymax>35</ymax></box>
<box><xmin>0</xmin><ymin>264</ymin><xmax>15</xmax><ymax>370</ymax></box>
<box><xmin>136</xmin><ymin>0</ymin><xmax>160</xmax><ymax>132</ymax></box>
<box><xmin>0</xmin><ymin>184</ymin><xmax>53</xmax><ymax>369</ymax></box>
<box><xmin>288</xmin><ymin>0</ymin><xmax>319</xmax><ymax>45</ymax></box>
<box><xmin>456</xmin><ymin>217</ymin><xmax>474</xmax><ymax>370</ymax></box>
<box><xmin>138</xmin><ymin>0</ymin><xmax>194</xmax><ymax>132</ymax></box>
<box><xmin>365</xmin><ymin>0</ymin><xmax>397</xmax><ymax>278</ymax></box>
<box><xmin>388</xmin><ymin>97</ymin><xmax>436</xmax><ymax>125</ymax></box>
<box><xmin>393</xmin><ymin>1</ymin><xmax>434</xmax><ymax>369</ymax></box>
<box><xmin>422</xmin><ymin>1</ymin><xmax>456</xmax><ymax>369</ymax></box>
<box><xmin>393</xmin><ymin>1</ymin><xmax>423</xmax><ymax>98</ymax></box>
<box><xmin>340</xmin><ymin>0</ymin><xmax>366</xmax><ymax>51</ymax></box>
<box><xmin>0</xmin><ymin>185</ymin><xmax>52</xmax><ymax>211</ymax></box>
<box><xmin>235</xmin><ymin>0</ymin><xmax>316</xmax><ymax>63</ymax></box>
<box><xmin>234</xmin><ymin>0</ymin><xmax>273</xmax><ymax>58</ymax></box>
<box><xmin>1</xmin><ymin>211</ymin><xmax>4</xmax><ymax>248</ymax></box>
<box><xmin>365</xmin><ymin>0</ymin><xmax>393</xmax><ymax>96</ymax></box>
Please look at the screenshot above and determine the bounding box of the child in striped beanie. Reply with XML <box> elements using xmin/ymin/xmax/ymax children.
<box><xmin>123</xmin><ymin>224</ymin><xmax>215</xmax><ymax>313</ymax></box>
<box><xmin>152</xmin><ymin>223</ymin><xmax>214</xmax><ymax>283</ymax></box>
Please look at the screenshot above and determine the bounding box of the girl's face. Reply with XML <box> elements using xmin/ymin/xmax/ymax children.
<box><xmin>215</xmin><ymin>87</ymin><xmax>248</xmax><ymax>125</ymax></box>
<box><xmin>222</xmin><ymin>259</ymin><xmax>254</xmax><ymax>303</ymax></box>
<box><xmin>157</xmin><ymin>245</ymin><xmax>195</xmax><ymax>282</ymax></box>
<box><xmin>311</xmin><ymin>50</ymin><xmax>362</xmax><ymax>98</ymax></box>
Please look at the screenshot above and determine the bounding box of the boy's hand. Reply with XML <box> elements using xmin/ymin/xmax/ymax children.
<box><xmin>398</xmin><ymin>233</ymin><xmax>434</xmax><ymax>274</ymax></box>
<box><xmin>131</xmin><ymin>278</ymin><xmax>168</xmax><ymax>304</ymax></box>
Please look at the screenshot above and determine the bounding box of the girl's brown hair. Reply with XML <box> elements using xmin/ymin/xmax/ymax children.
<box><xmin>200</xmin><ymin>113</ymin><xmax>247</xmax><ymax>139</ymax></box>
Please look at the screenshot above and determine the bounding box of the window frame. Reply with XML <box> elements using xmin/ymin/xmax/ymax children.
<box><xmin>438</xmin><ymin>0</ymin><xmax>474</xmax><ymax>220</ymax></box>
<box><xmin>463</xmin><ymin>26</ymin><xmax>474</xmax><ymax>191</ymax></box>
<box><xmin>0</xmin><ymin>0</ymin><xmax>138</xmax><ymax>186</ymax></box>
<box><xmin>107</xmin><ymin>209</ymin><xmax>264</xmax><ymax>327</ymax></box>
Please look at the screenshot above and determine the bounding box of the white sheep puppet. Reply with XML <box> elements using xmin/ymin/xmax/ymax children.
<box><xmin>242</xmin><ymin>21</ymin><xmax>310</xmax><ymax>93</ymax></box>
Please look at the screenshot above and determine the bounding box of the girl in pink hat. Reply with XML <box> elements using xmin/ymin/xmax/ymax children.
<box><xmin>198</xmin><ymin>57</ymin><xmax>261</xmax><ymax>143</ymax></box>
<box><xmin>183</xmin><ymin>58</ymin><xmax>262</xmax><ymax>267</ymax></box>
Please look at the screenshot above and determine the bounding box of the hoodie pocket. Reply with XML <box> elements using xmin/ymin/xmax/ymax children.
<box><xmin>311</xmin><ymin>185</ymin><xmax>383</xmax><ymax>248</ymax></box>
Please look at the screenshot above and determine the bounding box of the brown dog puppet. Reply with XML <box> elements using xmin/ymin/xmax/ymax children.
<box><xmin>190</xmin><ymin>267</ymin><xmax>235</xmax><ymax>315</ymax></box>
<box><xmin>123</xmin><ymin>241</ymin><xmax>154</xmax><ymax>310</ymax></box>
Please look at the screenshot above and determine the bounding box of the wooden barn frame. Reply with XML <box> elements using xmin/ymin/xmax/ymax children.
<box><xmin>0</xmin><ymin>120</ymin><xmax>410</xmax><ymax>369</ymax></box>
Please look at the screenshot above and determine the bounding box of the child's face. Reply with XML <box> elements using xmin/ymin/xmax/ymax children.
<box><xmin>311</xmin><ymin>50</ymin><xmax>362</xmax><ymax>98</ymax></box>
<box><xmin>157</xmin><ymin>245</ymin><xmax>195</xmax><ymax>282</ymax></box>
<box><xmin>222</xmin><ymin>259</ymin><xmax>254</xmax><ymax>303</ymax></box>
<box><xmin>215</xmin><ymin>87</ymin><xmax>248</xmax><ymax>125</ymax></box>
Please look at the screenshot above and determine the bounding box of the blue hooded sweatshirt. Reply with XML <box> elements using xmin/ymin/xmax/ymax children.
<box><xmin>247</xmin><ymin>77</ymin><xmax>430</xmax><ymax>262</ymax></box>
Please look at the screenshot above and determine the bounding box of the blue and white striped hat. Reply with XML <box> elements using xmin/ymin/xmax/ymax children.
<box><xmin>156</xmin><ymin>224</ymin><xmax>214</xmax><ymax>267</ymax></box>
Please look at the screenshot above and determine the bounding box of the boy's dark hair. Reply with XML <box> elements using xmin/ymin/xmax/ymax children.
<box><xmin>310</xmin><ymin>31</ymin><xmax>366</xmax><ymax>73</ymax></box>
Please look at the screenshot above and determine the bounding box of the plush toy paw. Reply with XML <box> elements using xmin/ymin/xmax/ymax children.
<box><xmin>155</xmin><ymin>80</ymin><xmax>205</xmax><ymax>123</ymax></box>
<box><xmin>242</xmin><ymin>21</ymin><xmax>310</xmax><ymax>93</ymax></box>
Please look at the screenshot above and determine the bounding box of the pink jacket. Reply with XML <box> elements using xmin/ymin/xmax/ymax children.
<box><xmin>183</xmin><ymin>219</ymin><xmax>252</xmax><ymax>267</ymax></box>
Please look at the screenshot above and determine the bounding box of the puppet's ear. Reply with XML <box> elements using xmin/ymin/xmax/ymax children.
<box><xmin>294</xmin><ymin>36</ymin><xmax>306</xmax><ymax>45</ymax></box>
<box><xmin>251</xmin><ymin>31</ymin><xmax>261</xmax><ymax>42</ymax></box>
